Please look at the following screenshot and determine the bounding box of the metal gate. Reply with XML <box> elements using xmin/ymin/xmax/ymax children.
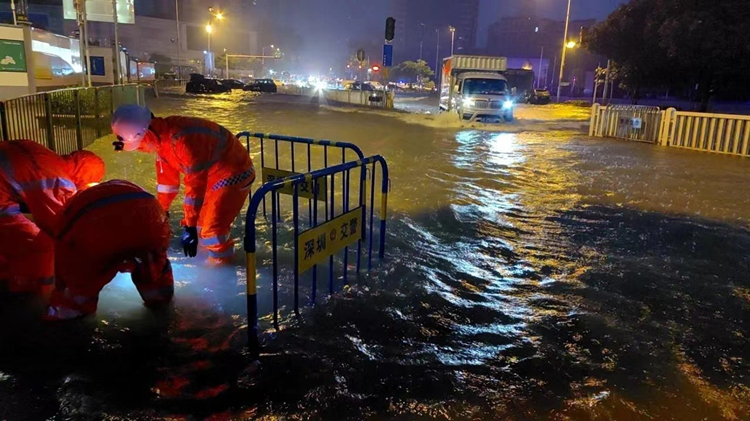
<box><xmin>589</xmin><ymin>104</ymin><xmax>664</xmax><ymax>143</ymax></box>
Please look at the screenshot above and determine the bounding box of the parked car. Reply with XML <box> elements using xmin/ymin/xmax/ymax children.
<box><xmin>524</xmin><ymin>89</ymin><xmax>551</xmax><ymax>105</ymax></box>
<box><xmin>221</xmin><ymin>79</ymin><xmax>246</xmax><ymax>90</ymax></box>
<box><xmin>186</xmin><ymin>74</ymin><xmax>231</xmax><ymax>94</ymax></box>
<box><xmin>243</xmin><ymin>78</ymin><xmax>278</xmax><ymax>93</ymax></box>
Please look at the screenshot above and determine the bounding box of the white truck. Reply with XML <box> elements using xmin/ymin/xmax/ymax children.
<box><xmin>439</xmin><ymin>55</ymin><xmax>514</xmax><ymax>122</ymax></box>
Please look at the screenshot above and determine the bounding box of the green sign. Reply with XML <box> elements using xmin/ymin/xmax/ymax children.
<box><xmin>0</xmin><ymin>40</ymin><xmax>27</xmax><ymax>73</ymax></box>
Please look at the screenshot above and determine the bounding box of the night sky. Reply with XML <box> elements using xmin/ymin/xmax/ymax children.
<box><xmin>276</xmin><ymin>0</ymin><xmax>628</xmax><ymax>73</ymax></box>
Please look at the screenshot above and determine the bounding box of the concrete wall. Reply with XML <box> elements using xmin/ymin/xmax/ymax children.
<box><xmin>0</xmin><ymin>24</ymin><xmax>31</xmax><ymax>100</ymax></box>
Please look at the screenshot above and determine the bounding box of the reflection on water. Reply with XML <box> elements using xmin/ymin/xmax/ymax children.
<box><xmin>1</xmin><ymin>95</ymin><xmax>750</xmax><ymax>420</ymax></box>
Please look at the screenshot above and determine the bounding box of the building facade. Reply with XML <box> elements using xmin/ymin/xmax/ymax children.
<box><xmin>2</xmin><ymin>0</ymin><xmax>258</xmax><ymax>72</ymax></box>
<box><xmin>391</xmin><ymin>0</ymin><xmax>480</xmax><ymax>66</ymax></box>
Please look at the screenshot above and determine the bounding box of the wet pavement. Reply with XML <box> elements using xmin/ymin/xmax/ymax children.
<box><xmin>1</xmin><ymin>92</ymin><xmax>749</xmax><ymax>420</ymax></box>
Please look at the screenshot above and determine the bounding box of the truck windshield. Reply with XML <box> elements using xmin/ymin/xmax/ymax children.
<box><xmin>463</xmin><ymin>79</ymin><xmax>508</xmax><ymax>95</ymax></box>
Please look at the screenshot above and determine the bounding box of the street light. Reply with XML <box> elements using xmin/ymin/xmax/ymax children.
<box><xmin>449</xmin><ymin>26</ymin><xmax>456</xmax><ymax>56</ymax></box>
<box><xmin>262</xmin><ymin>44</ymin><xmax>275</xmax><ymax>76</ymax></box>
<box><xmin>556</xmin><ymin>0</ymin><xmax>572</xmax><ymax>103</ymax></box>
<box><xmin>566</xmin><ymin>41</ymin><xmax>577</xmax><ymax>49</ymax></box>
<box><xmin>205</xmin><ymin>7</ymin><xmax>224</xmax><ymax>76</ymax></box>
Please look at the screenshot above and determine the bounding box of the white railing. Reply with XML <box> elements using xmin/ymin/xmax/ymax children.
<box><xmin>589</xmin><ymin>104</ymin><xmax>750</xmax><ymax>157</ymax></box>
<box><xmin>589</xmin><ymin>104</ymin><xmax>663</xmax><ymax>143</ymax></box>
<box><xmin>659</xmin><ymin>109</ymin><xmax>750</xmax><ymax>156</ymax></box>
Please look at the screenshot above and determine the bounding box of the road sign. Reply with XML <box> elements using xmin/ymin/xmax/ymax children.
<box><xmin>297</xmin><ymin>207</ymin><xmax>363</xmax><ymax>274</ymax></box>
<box><xmin>631</xmin><ymin>118</ymin><xmax>643</xmax><ymax>129</ymax></box>
<box><xmin>0</xmin><ymin>39</ymin><xmax>27</xmax><ymax>72</ymax></box>
<box><xmin>382</xmin><ymin>44</ymin><xmax>393</xmax><ymax>67</ymax></box>
<box><xmin>262</xmin><ymin>167</ymin><xmax>327</xmax><ymax>201</ymax></box>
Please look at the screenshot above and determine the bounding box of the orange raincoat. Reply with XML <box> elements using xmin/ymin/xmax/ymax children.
<box><xmin>139</xmin><ymin>117</ymin><xmax>255</xmax><ymax>264</ymax></box>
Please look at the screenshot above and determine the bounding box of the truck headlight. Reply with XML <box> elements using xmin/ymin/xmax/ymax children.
<box><xmin>463</xmin><ymin>98</ymin><xmax>475</xmax><ymax>107</ymax></box>
<box><xmin>502</xmin><ymin>100</ymin><xmax>514</xmax><ymax>109</ymax></box>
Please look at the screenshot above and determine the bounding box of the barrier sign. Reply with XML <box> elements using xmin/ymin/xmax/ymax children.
<box><xmin>297</xmin><ymin>207</ymin><xmax>363</xmax><ymax>274</ymax></box>
<box><xmin>262</xmin><ymin>167</ymin><xmax>327</xmax><ymax>201</ymax></box>
<box><xmin>632</xmin><ymin>117</ymin><xmax>643</xmax><ymax>129</ymax></box>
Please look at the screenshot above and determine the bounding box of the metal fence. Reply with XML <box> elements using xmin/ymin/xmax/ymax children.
<box><xmin>0</xmin><ymin>84</ymin><xmax>146</xmax><ymax>154</ymax></box>
<box><xmin>244</xmin><ymin>154</ymin><xmax>390</xmax><ymax>359</ymax></box>
<box><xmin>589</xmin><ymin>104</ymin><xmax>664</xmax><ymax>143</ymax></box>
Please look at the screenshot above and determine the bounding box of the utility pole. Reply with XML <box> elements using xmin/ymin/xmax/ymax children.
<box><xmin>82</xmin><ymin>0</ymin><xmax>92</xmax><ymax>87</ymax></box>
<box><xmin>175</xmin><ymin>0</ymin><xmax>181</xmax><ymax>79</ymax></box>
<box><xmin>112</xmin><ymin>0</ymin><xmax>121</xmax><ymax>84</ymax></box>
<box><xmin>10</xmin><ymin>0</ymin><xmax>17</xmax><ymax>25</ymax></box>
<box><xmin>602</xmin><ymin>59</ymin><xmax>611</xmax><ymax>104</ymax></box>
<box><xmin>537</xmin><ymin>46</ymin><xmax>544</xmax><ymax>89</ymax></box>
<box><xmin>449</xmin><ymin>26</ymin><xmax>456</xmax><ymax>56</ymax></box>
<box><xmin>435</xmin><ymin>29</ymin><xmax>440</xmax><ymax>77</ymax></box>
<box><xmin>556</xmin><ymin>0</ymin><xmax>571</xmax><ymax>102</ymax></box>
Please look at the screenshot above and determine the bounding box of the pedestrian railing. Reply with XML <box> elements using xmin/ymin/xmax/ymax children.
<box><xmin>0</xmin><ymin>84</ymin><xmax>146</xmax><ymax>154</ymax></box>
<box><xmin>658</xmin><ymin>109</ymin><xmax>750</xmax><ymax>156</ymax></box>
<box><xmin>589</xmin><ymin>104</ymin><xmax>750</xmax><ymax>157</ymax></box>
<box><xmin>243</xmin><ymin>154</ymin><xmax>390</xmax><ymax>359</ymax></box>
<box><xmin>589</xmin><ymin>104</ymin><xmax>664</xmax><ymax>143</ymax></box>
<box><xmin>236</xmin><ymin>132</ymin><xmax>367</xmax><ymax>220</ymax></box>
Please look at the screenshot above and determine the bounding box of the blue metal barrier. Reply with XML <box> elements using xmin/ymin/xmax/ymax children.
<box><xmin>236</xmin><ymin>132</ymin><xmax>366</xmax><ymax>220</ymax></box>
<box><xmin>243</xmin><ymin>155</ymin><xmax>389</xmax><ymax>360</ymax></box>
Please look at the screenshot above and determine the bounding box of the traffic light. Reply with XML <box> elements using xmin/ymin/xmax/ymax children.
<box><xmin>385</xmin><ymin>17</ymin><xmax>396</xmax><ymax>42</ymax></box>
<box><xmin>372</xmin><ymin>65</ymin><xmax>380</xmax><ymax>73</ymax></box>
<box><xmin>357</xmin><ymin>49</ymin><xmax>365</xmax><ymax>62</ymax></box>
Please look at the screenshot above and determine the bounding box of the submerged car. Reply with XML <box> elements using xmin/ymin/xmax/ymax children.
<box><xmin>186</xmin><ymin>74</ymin><xmax>231</xmax><ymax>94</ymax></box>
<box><xmin>243</xmin><ymin>78</ymin><xmax>278</xmax><ymax>93</ymax></box>
<box><xmin>524</xmin><ymin>89</ymin><xmax>552</xmax><ymax>105</ymax></box>
<box><xmin>220</xmin><ymin>79</ymin><xmax>246</xmax><ymax>90</ymax></box>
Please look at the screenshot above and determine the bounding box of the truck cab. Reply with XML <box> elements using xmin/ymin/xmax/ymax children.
<box><xmin>439</xmin><ymin>55</ymin><xmax>514</xmax><ymax>123</ymax></box>
<box><xmin>455</xmin><ymin>72</ymin><xmax>513</xmax><ymax>122</ymax></box>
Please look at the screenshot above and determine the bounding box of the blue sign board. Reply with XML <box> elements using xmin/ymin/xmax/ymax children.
<box><xmin>90</xmin><ymin>56</ymin><xmax>106</xmax><ymax>76</ymax></box>
<box><xmin>382</xmin><ymin>44</ymin><xmax>393</xmax><ymax>67</ymax></box>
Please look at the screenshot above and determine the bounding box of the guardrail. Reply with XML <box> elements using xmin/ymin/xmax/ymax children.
<box><xmin>659</xmin><ymin>109</ymin><xmax>750</xmax><ymax>156</ymax></box>
<box><xmin>0</xmin><ymin>84</ymin><xmax>146</xmax><ymax>154</ymax></box>
<box><xmin>589</xmin><ymin>104</ymin><xmax>750</xmax><ymax>157</ymax></box>
<box><xmin>243</xmin><ymin>154</ymin><xmax>389</xmax><ymax>359</ymax></box>
<box><xmin>589</xmin><ymin>104</ymin><xmax>663</xmax><ymax>143</ymax></box>
<box><xmin>236</xmin><ymin>132</ymin><xmax>366</xmax><ymax>221</ymax></box>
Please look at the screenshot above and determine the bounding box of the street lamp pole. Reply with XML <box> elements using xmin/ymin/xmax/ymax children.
<box><xmin>449</xmin><ymin>26</ymin><xmax>456</xmax><ymax>56</ymax></box>
<box><xmin>556</xmin><ymin>0</ymin><xmax>572</xmax><ymax>103</ymax></box>
<box><xmin>10</xmin><ymin>0</ymin><xmax>17</xmax><ymax>25</ymax></box>
<box><xmin>435</xmin><ymin>29</ymin><xmax>440</xmax><ymax>74</ymax></box>
<box><xmin>175</xmin><ymin>0</ymin><xmax>181</xmax><ymax>79</ymax></box>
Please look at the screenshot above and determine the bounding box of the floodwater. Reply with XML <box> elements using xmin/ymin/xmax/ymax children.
<box><xmin>1</xmin><ymin>92</ymin><xmax>750</xmax><ymax>420</ymax></box>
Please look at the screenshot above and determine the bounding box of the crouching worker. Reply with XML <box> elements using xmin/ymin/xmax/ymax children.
<box><xmin>0</xmin><ymin>140</ymin><xmax>105</xmax><ymax>294</ymax></box>
<box><xmin>46</xmin><ymin>180</ymin><xmax>174</xmax><ymax>320</ymax></box>
<box><xmin>111</xmin><ymin>105</ymin><xmax>255</xmax><ymax>265</ymax></box>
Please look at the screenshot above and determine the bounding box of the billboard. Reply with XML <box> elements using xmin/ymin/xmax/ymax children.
<box><xmin>0</xmin><ymin>39</ymin><xmax>27</xmax><ymax>72</ymax></box>
<box><xmin>62</xmin><ymin>0</ymin><xmax>135</xmax><ymax>24</ymax></box>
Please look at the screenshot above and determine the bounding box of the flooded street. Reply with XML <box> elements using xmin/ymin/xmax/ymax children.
<box><xmin>2</xmin><ymin>93</ymin><xmax>750</xmax><ymax>420</ymax></box>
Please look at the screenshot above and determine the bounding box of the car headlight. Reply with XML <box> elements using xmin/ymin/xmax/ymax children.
<box><xmin>463</xmin><ymin>98</ymin><xmax>475</xmax><ymax>107</ymax></box>
<box><xmin>502</xmin><ymin>100</ymin><xmax>514</xmax><ymax>109</ymax></box>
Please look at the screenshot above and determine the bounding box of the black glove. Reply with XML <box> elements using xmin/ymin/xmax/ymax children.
<box><xmin>181</xmin><ymin>226</ymin><xmax>198</xmax><ymax>257</ymax></box>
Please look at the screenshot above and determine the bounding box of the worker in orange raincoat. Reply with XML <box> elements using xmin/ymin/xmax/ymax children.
<box><xmin>111</xmin><ymin>105</ymin><xmax>255</xmax><ymax>264</ymax></box>
<box><xmin>46</xmin><ymin>180</ymin><xmax>174</xmax><ymax>320</ymax></box>
<box><xmin>0</xmin><ymin>140</ymin><xmax>105</xmax><ymax>294</ymax></box>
